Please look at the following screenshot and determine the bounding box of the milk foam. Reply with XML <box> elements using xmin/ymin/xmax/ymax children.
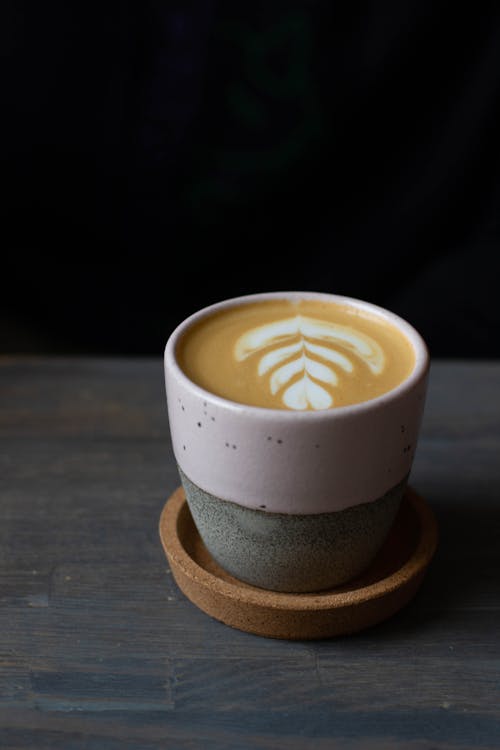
<box><xmin>234</xmin><ymin>314</ymin><xmax>385</xmax><ymax>410</ymax></box>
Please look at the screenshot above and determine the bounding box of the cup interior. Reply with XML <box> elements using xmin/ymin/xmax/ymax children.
<box><xmin>165</xmin><ymin>290</ymin><xmax>429</xmax><ymax>417</ymax></box>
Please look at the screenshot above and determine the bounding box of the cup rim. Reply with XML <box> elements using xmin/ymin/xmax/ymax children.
<box><xmin>164</xmin><ymin>291</ymin><xmax>430</xmax><ymax>419</ymax></box>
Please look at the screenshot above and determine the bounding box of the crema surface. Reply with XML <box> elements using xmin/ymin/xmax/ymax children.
<box><xmin>177</xmin><ymin>299</ymin><xmax>415</xmax><ymax>410</ymax></box>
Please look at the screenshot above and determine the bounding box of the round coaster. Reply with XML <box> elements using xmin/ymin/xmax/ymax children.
<box><xmin>159</xmin><ymin>487</ymin><xmax>438</xmax><ymax>640</ymax></box>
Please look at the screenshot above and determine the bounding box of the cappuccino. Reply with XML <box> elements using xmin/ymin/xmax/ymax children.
<box><xmin>176</xmin><ymin>297</ymin><xmax>415</xmax><ymax>410</ymax></box>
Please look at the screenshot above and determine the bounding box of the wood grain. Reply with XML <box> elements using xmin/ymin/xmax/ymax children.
<box><xmin>0</xmin><ymin>357</ymin><xmax>499</xmax><ymax>749</ymax></box>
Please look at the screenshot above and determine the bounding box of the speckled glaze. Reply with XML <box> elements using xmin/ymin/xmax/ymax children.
<box><xmin>165</xmin><ymin>292</ymin><xmax>429</xmax><ymax>515</ymax></box>
<box><xmin>180</xmin><ymin>469</ymin><xmax>405</xmax><ymax>592</ymax></box>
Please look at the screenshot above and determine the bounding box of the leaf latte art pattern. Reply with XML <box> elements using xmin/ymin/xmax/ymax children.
<box><xmin>234</xmin><ymin>315</ymin><xmax>386</xmax><ymax>410</ymax></box>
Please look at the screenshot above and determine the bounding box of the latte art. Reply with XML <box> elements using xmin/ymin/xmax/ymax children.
<box><xmin>176</xmin><ymin>297</ymin><xmax>415</xmax><ymax>410</ymax></box>
<box><xmin>235</xmin><ymin>315</ymin><xmax>385</xmax><ymax>410</ymax></box>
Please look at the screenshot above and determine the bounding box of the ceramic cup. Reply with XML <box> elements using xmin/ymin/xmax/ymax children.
<box><xmin>164</xmin><ymin>292</ymin><xmax>429</xmax><ymax>593</ymax></box>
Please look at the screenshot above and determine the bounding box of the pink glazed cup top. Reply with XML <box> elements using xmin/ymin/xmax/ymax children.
<box><xmin>164</xmin><ymin>292</ymin><xmax>429</xmax><ymax>516</ymax></box>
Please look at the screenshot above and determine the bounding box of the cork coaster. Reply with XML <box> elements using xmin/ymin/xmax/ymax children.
<box><xmin>159</xmin><ymin>487</ymin><xmax>438</xmax><ymax>640</ymax></box>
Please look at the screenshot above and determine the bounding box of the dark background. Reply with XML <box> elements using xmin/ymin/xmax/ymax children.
<box><xmin>3</xmin><ymin>1</ymin><xmax>500</xmax><ymax>357</ymax></box>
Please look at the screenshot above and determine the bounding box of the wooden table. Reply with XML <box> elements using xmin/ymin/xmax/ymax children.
<box><xmin>1</xmin><ymin>358</ymin><xmax>499</xmax><ymax>749</ymax></box>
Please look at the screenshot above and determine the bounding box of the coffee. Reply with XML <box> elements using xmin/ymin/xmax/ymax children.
<box><xmin>176</xmin><ymin>297</ymin><xmax>415</xmax><ymax>410</ymax></box>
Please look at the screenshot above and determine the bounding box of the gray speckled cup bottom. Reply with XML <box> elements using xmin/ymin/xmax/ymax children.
<box><xmin>179</xmin><ymin>469</ymin><xmax>406</xmax><ymax>593</ymax></box>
